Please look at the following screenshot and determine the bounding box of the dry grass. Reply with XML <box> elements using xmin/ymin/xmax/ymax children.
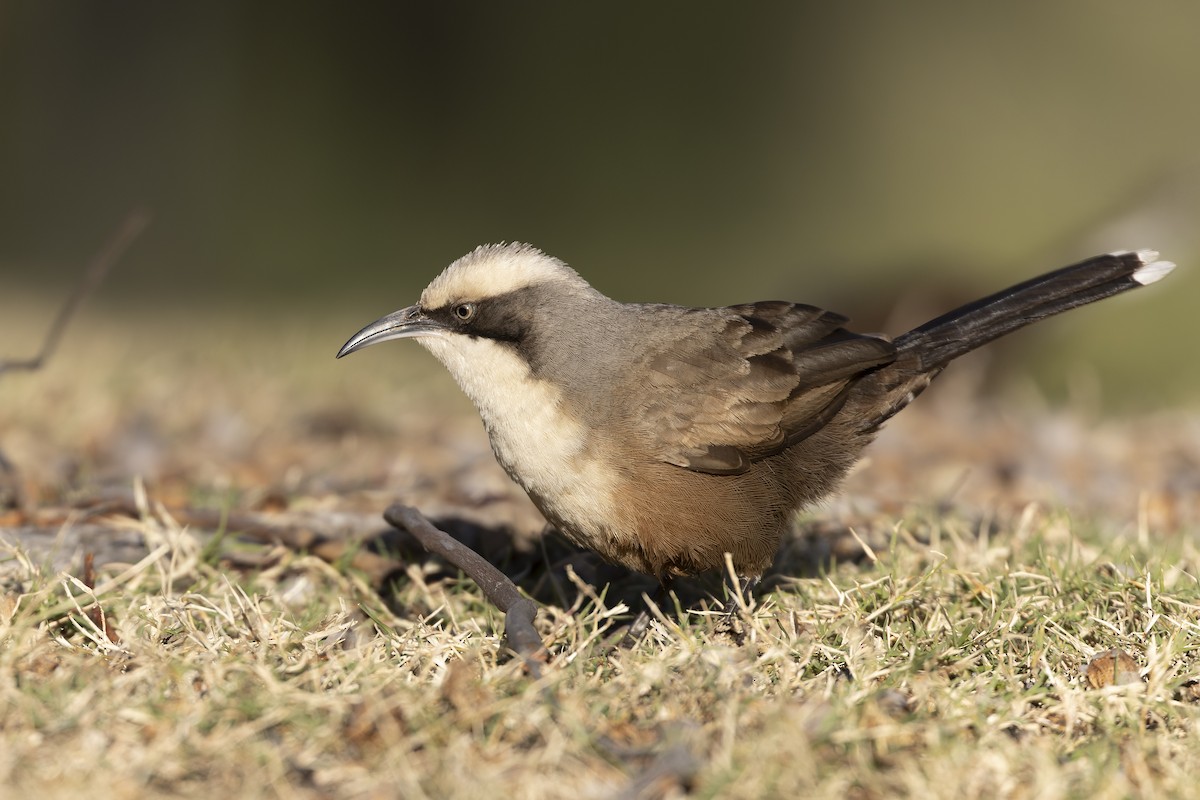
<box><xmin>5</xmin><ymin>503</ymin><xmax>1200</xmax><ymax>799</ymax></box>
<box><xmin>2</xmin><ymin>298</ymin><xmax>1199</xmax><ymax>798</ymax></box>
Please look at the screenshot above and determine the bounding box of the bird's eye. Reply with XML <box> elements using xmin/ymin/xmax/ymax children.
<box><xmin>453</xmin><ymin>303</ymin><xmax>476</xmax><ymax>321</ymax></box>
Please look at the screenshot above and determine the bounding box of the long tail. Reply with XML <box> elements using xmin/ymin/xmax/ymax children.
<box><xmin>862</xmin><ymin>249</ymin><xmax>1175</xmax><ymax>428</ymax></box>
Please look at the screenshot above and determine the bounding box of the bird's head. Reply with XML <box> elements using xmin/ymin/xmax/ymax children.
<box><xmin>336</xmin><ymin>243</ymin><xmax>597</xmax><ymax>360</ymax></box>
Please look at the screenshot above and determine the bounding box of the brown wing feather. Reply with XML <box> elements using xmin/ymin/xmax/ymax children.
<box><xmin>640</xmin><ymin>302</ymin><xmax>896</xmax><ymax>475</ymax></box>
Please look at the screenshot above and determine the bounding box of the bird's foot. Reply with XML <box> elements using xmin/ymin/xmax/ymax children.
<box><xmin>616</xmin><ymin>578</ymin><xmax>674</xmax><ymax>648</ymax></box>
<box><xmin>719</xmin><ymin>573</ymin><xmax>759</xmax><ymax>617</ymax></box>
<box><xmin>715</xmin><ymin>573</ymin><xmax>759</xmax><ymax>643</ymax></box>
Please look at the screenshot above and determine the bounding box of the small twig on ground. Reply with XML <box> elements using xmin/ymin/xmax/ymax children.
<box><xmin>0</xmin><ymin>209</ymin><xmax>150</xmax><ymax>376</ymax></box>
<box><xmin>383</xmin><ymin>503</ymin><xmax>546</xmax><ymax>678</ymax></box>
<box><xmin>81</xmin><ymin>552</ymin><xmax>120</xmax><ymax>643</ymax></box>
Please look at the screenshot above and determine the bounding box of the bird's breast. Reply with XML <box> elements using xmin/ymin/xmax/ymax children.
<box><xmin>419</xmin><ymin>334</ymin><xmax>626</xmax><ymax>548</ymax></box>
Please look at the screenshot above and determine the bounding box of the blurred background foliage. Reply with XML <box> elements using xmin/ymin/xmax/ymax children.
<box><xmin>1</xmin><ymin>2</ymin><xmax>1197</xmax><ymax>407</ymax></box>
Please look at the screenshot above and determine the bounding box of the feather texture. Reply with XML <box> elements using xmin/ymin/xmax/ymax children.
<box><xmin>638</xmin><ymin>303</ymin><xmax>895</xmax><ymax>474</ymax></box>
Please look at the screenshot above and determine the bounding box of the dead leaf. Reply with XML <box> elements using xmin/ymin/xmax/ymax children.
<box><xmin>1086</xmin><ymin>649</ymin><xmax>1140</xmax><ymax>688</ymax></box>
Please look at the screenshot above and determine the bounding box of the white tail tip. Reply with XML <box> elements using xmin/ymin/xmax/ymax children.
<box><xmin>1133</xmin><ymin>257</ymin><xmax>1176</xmax><ymax>286</ymax></box>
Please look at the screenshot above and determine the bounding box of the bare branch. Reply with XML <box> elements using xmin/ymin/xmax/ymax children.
<box><xmin>0</xmin><ymin>209</ymin><xmax>150</xmax><ymax>376</ymax></box>
<box><xmin>384</xmin><ymin>503</ymin><xmax>547</xmax><ymax>677</ymax></box>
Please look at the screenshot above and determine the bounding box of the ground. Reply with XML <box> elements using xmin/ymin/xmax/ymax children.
<box><xmin>1</xmin><ymin>298</ymin><xmax>1199</xmax><ymax>799</ymax></box>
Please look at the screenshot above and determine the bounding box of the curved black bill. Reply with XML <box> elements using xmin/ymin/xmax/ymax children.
<box><xmin>336</xmin><ymin>305</ymin><xmax>442</xmax><ymax>358</ymax></box>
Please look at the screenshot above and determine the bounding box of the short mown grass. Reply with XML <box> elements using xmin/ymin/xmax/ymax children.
<box><xmin>3</xmin><ymin>500</ymin><xmax>1198</xmax><ymax>799</ymax></box>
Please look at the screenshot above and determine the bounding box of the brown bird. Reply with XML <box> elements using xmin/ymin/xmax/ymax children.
<box><xmin>338</xmin><ymin>246</ymin><xmax>1174</xmax><ymax>589</ymax></box>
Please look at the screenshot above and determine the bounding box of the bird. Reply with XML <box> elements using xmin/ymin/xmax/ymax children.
<box><xmin>337</xmin><ymin>245</ymin><xmax>1175</xmax><ymax>589</ymax></box>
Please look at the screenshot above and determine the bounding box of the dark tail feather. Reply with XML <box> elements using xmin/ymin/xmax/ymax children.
<box><xmin>862</xmin><ymin>249</ymin><xmax>1175</xmax><ymax>430</ymax></box>
<box><xmin>893</xmin><ymin>249</ymin><xmax>1173</xmax><ymax>371</ymax></box>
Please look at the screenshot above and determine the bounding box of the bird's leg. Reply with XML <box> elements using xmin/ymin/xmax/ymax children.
<box><xmin>719</xmin><ymin>572</ymin><xmax>760</xmax><ymax>618</ymax></box>
<box><xmin>714</xmin><ymin>572</ymin><xmax>759</xmax><ymax>643</ymax></box>
<box><xmin>620</xmin><ymin>577</ymin><xmax>675</xmax><ymax>647</ymax></box>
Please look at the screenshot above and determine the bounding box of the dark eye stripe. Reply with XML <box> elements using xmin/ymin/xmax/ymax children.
<box><xmin>428</xmin><ymin>289</ymin><xmax>537</xmax><ymax>348</ymax></box>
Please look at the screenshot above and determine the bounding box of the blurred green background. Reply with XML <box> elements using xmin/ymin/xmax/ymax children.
<box><xmin>2</xmin><ymin>3</ymin><xmax>1197</xmax><ymax>406</ymax></box>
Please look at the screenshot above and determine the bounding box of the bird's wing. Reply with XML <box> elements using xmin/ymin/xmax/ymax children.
<box><xmin>639</xmin><ymin>302</ymin><xmax>896</xmax><ymax>475</ymax></box>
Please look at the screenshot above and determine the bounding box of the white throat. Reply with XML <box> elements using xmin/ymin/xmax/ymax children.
<box><xmin>417</xmin><ymin>333</ymin><xmax>618</xmax><ymax>524</ymax></box>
